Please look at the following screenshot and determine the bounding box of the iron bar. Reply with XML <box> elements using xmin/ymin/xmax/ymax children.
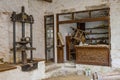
<box><xmin>21</xmin><ymin>22</ymin><xmax>25</xmax><ymax>63</ymax></box>
<box><xmin>13</xmin><ymin>21</ymin><xmax>16</xmax><ymax>64</ymax></box>
<box><xmin>30</xmin><ymin>23</ymin><xmax>33</xmax><ymax>61</ymax></box>
<box><xmin>22</xmin><ymin>22</ymin><xmax>25</xmax><ymax>37</ymax></box>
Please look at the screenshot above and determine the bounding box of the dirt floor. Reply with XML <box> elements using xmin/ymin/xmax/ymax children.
<box><xmin>43</xmin><ymin>74</ymin><xmax>91</xmax><ymax>80</ymax></box>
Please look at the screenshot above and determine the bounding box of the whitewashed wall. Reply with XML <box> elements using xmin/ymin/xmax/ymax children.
<box><xmin>0</xmin><ymin>0</ymin><xmax>53</xmax><ymax>62</ymax></box>
<box><xmin>0</xmin><ymin>0</ymin><xmax>29</xmax><ymax>62</ymax></box>
<box><xmin>47</xmin><ymin>0</ymin><xmax>120</xmax><ymax>69</ymax></box>
<box><xmin>47</xmin><ymin>0</ymin><xmax>111</xmax><ymax>63</ymax></box>
<box><xmin>0</xmin><ymin>0</ymin><xmax>120</xmax><ymax>69</ymax></box>
<box><xmin>0</xmin><ymin>13</ymin><xmax>10</xmax><ymax>62</ymax></box>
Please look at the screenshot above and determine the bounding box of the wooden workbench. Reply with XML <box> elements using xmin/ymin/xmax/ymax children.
<box><xmin>75</xmin><ymin>45</ymin><xmax>110</xmax><ymax>66</ymax></box>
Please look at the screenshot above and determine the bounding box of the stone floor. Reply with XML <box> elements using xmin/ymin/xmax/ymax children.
<box><xmin>43</xmin><ymin>74</ymin><xmax>91</xmax><ymax>80</ymax></box>
<box><xmin>43</xmin><ymin>61</ymin><xmax>92</xmax><ymax>80</ymax></box>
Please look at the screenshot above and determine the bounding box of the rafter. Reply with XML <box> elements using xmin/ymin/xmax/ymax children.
<box><xmin>42</xmin><ymin>0</ymin><xmax>52</xmax><ymax>3</ymax></box>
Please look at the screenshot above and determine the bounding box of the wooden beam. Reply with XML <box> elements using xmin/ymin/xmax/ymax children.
<box><xmin>43</xmin><ymin>0</ymin><xmax>52</xmax><ymax>3</ymax></box>
<box><xmin>58</xmin><ymin>17</ymin><xmax>109</xmax><ymax>24</ymax></box>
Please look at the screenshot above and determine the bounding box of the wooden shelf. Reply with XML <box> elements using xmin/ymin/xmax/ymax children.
<box><xmin>86</xmin><ymin>37</ymin><xmax>108</xmax><ymax>40</ymax></box>
<box><xmin>86</xmin><ymin>27</ymin><xmax>108</xmax><ymax>30</ymax></box>
<box><xmin>87</xmin><ymin>32</ymin><xmax>108</xmax><ymax>35</ymax></box>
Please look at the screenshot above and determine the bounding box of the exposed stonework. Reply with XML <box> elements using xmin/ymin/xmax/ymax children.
<box><xmin>0</xmin><ymin>0</ymin><xmax>120</xmax><ymax>70</ymax></box>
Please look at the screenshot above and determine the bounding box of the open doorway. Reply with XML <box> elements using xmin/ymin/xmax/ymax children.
<box><xmin>58</xmin><ymin>23</ymin><xmax>85</xmax><ymax>62</ymax></box>
<box><xmin>66</xmin><ymin>23</ymin><xmax>85</xmax><ymax>61</ymax></box>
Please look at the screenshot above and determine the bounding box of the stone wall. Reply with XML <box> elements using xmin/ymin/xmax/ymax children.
<box><xmin>0</xmin><ymin>0</ymin><xmax>29</xmax><ymax>62</ymax></box>
<box><xmin>0</xmin><ymin>0</ymin><xmax>120</xmax><ymax>69</ymax></box>
<box><xmin>47</xmin><ymin>0</ymin><xmax>120</xmax><ymax>69</ymax></box>
<box><xmin>28</xmin><ymin>0</ymin><xmax>53</xmax><ymax>59</ymax></box>
<box><xmin>0</xmin><ymin>12</ymin><xmax>10</xmax><ymax>62</ymax></box>
<box><xmin>0</xmin><ymin>0</ymin><xmax>52</xmax><ymax>62</ymax></box>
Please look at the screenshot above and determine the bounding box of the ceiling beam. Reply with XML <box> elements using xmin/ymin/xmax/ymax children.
<box><xmin>43</xmin><ymin>0</ymin><xmax>52</xmax><ymax>3</ymax></box>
